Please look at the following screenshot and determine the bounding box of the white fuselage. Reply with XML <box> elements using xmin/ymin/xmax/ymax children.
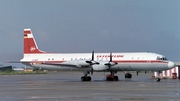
<box><xmin>20</xmin><ymin>52</ymin><xmax>174</xmax><ymax>72</ymax></box>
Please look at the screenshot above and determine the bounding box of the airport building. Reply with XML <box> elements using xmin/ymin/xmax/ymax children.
<box><xmin>0</xmin><ymin>65</ymin><xmax>33</xmax><ymax>72</ymax></box>
<box><xmin>154</xmin><ymin>66</ymin><xmax>180</xmax><ymax>79</ymax></box>
<box><xmin>0</xmin><ymin>65</ymin><xmax>13</xmax><ymax>71</ymax></box>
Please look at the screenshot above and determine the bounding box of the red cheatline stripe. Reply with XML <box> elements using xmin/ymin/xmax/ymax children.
<box><xmin>113</xmin><ymin>60</ymin><xmax>168</xmax><ymax>63</ymax></box>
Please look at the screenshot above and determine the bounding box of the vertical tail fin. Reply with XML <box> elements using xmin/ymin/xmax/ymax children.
<box><xmin>24</xmin><ymin>28</ymin><xmax>46</xmax><ymax>54</ymax></box>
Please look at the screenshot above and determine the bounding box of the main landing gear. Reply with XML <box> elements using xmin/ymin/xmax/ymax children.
<box><xmin>81</xmin><ymin>71</ymin><xmax>91</xmax><ymax>81</ymax></box>
<box><xmin>106</xmin><ymin>71</ymin><xmax>119</xmax><ymax>81</ymax></box>
<box><xmin>81</xmin><ymin>76</ymin><xmax>91</xmax><ymax>81</ymax></box>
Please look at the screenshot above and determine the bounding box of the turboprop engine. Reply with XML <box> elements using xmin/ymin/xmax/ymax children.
<box><xmin>92</xmin><ymin>62</ymin><xmax>109</xmax><ymax>71</ymax></box>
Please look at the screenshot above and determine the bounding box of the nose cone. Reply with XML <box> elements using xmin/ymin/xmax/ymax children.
<box><xmin>168</xmin><ymin>61</ymin><xmax>175</xmax><ymax>69</ymax></box>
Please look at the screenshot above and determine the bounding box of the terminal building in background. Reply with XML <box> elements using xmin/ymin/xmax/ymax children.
<box><xmin>0</xmin><ymin>65</ymin><xmax>12</xmax><ymax>71</ymax></box>
<box><xmin>154</xmin><ymin>66</ymin><xmax>180</xmax><ymax>79</ymax></box>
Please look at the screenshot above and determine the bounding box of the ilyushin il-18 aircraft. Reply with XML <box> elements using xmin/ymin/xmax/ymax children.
<box><xmin>19</xmin><ymin>28</ymin><xmax>175</xmax><ymax>82</ymax></box>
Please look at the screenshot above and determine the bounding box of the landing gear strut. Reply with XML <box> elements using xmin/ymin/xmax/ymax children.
<box><xmin>106</xmin><ymin>71</ymin><xmax>119</xmax><ymax>81</ymax></box>
<box><xmin>81</xmin><ymin>71</ymin><xmax>91</xmax><ymax>81</ymax></box>
<box><xmin>155</xmin><ymin>71</ymin><xmax>161</xmax><ymax>82</ymax></box>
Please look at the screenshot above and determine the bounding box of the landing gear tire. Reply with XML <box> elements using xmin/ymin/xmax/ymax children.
<box><xmin>155</xmin><ymin>77</ymin><xmax>161</xmax><ymax>82</ymax></box>
<box><xmin>114</xmin><ymin>76</ymin><xmax>119</xmax><ymax>81</ymax></box>
<box><xmin>106</xmin><ymin>75</ymin><xmax>119</xmax><ymax>81</ymax></box>
<box><xmin>125</xmin><ymin>73</ymin><xmax>132</xmax><ymax>79</ymax></box>
<box><xmin>81</xmin><ymin>76</ymin><xmax>91</xmax><ymax>81</ymax></box>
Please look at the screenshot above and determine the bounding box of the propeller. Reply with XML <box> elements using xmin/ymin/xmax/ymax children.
<box><xmin>85</xmin><ymin>51</ymin><xmax>99</xmax><ymax>75</ymax></box>
<box><xmin>86</xmin><ymin>51</ymin><xmax>99</xmax><ymax>65</ymax></box>
<box><xmin>104</xmin><ymin>52</ymin><xmax>118</xmax><ymax>69</ymax></box>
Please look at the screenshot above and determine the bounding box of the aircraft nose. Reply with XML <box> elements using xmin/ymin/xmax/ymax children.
<box><xmin>168</xmin><ymin>61</ymin><xmax>175</xmax><ymax>69</ymax></box>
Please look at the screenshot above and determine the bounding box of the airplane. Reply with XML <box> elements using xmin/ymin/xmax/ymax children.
<box><xmin>20</xmin><ymin>28</ymin><xmax>175</xmax><ymax>82</ymax></box>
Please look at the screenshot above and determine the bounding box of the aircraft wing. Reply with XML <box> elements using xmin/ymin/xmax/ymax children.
<box><xmin>42</xmin><ymin>62</ymin><xmax>80</xmax><ymax>67</ymax></box>
<box><xmin>4</xmin><ymin>61</ymin><xmax>21</xmax><ymax>63</ymax></box>
<box><xmin>32</xmin><ymin>61</ymin><xmax>92</xmax><ymax>68</ymax></box>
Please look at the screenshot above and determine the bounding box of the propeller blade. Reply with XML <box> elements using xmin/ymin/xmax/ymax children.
<box><xmin>92</xmin><ymin>50</ymin><xmax>94</xmax><ymax>61</ymax></box>
<box><xmin>110</xmin><ymin>52</ymin><xmax>112</xmax><ymax>62</ymax></box>
<box><xmin>86</xmin><ymin>61</ymin><xmax>92</xmax><ymax>64</ymax></box>
<box><xmin>104</xmin><ymin>52</ymin><xmax>118</xmax><ymax>70</ymax></box>
<box><xmin>86</xmin><ymin>51</ymin><xmax>99</xmax><ymax>65</ymax></box>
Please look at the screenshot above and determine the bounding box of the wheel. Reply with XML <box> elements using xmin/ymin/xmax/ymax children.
<box><xmin>155</xmin><ymin>78</ymin><xmax>161</xmax><ymax>82</ymax></box>
<box><xmin>81</xmin><ymin>76</ymin><xmax>91</xmax><ymax>81</ymax></box>
<box><xmin>106</xmin><ymin>75</ymin><xmax>118</xmax><ymax>81</ymax></box>
<box><xmin>114</xmin><ymin>76</ymin><xmax>119</xmax><ymax>81</ymax></box>
<box><xmin>106</xmin><ymin>77</ymin><xmax>111</xmax><ymax>81</ymax></box>
<box><xmin>106</xmin><ymin>75</ymin><xmax>114</xmax><ymax>81</ymax></box>
<box><xmin>87</xmin><ymin>76</ymin><xmax>91</xmax><ymax>81</ymax></box>
<box><xmin>81</xmin><ymin>76</ymin><xmax>85</xmax><ymax>81</ymax></box>
<box><xmin>128</xmin><ymin>74</ymin><xmax>132</xmax><ymax>78</ymax></box>
<box><xmin>125</xmin><ymin>73</ymin><xmax>132</xmax><ymax>79</ymax></box>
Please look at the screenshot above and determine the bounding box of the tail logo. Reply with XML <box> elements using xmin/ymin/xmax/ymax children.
<box><xmin>30</xmin><ymin>46</ymin><xmax>36</xmax><ymax>52</ymax></box>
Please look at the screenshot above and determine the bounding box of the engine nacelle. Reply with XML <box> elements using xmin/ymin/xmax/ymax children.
<box><xmin>62</xmin><ymin>60</ymin><xmax>91</xmax><ymax>67</ymax></box>
<box><xmin>92</xmin><ymin>62</ymin><xmax>109</xmax><ymax>71</ymax></box>
<box><xmin>104</xmin><ymin>62</ymin><xmax>117</xmax><ymax>66</ymax></box>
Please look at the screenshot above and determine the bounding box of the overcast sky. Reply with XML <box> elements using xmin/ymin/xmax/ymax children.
<box><xmin>0</xmin><ymin>0</ymin><xmax>180</xmax><ymax>66</ymax></box>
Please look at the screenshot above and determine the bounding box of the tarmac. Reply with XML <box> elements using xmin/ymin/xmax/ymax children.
<box><xmin>0</xmin><ymin>72</ymin><xmax>179</xmax><ymax>101</ymax></box>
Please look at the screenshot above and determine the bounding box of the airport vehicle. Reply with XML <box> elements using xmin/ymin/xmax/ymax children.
<box><xmin>20</xmin><ymin>28</ymin><xmax>175</xmax><ymax>82</ymax></box>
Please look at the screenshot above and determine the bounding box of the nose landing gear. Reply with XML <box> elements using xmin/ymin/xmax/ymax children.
<box><xmin>155</xmin><ymin>71</ymin><xmax>161</xmax><ymax>82</ymax></box>
<box><xmin>125</xmin><ymin>73</ymin><xmax>132</xmax><ymax>79</ymax></box>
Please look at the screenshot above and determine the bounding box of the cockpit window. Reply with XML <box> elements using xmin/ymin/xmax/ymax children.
<box><xmin>156</xmin><ymin>56</ymin><xmax>167</xmax><ymax>60</ymax></box>
<box><xmin>156</xmin><ymin>57</ymin><xmax>160</xmax><ymax>60</ymax></box>
<box><xmin>163</xmin><ymin>57</ymin><xmax>167</xmax><ymax>60</ymax></box>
